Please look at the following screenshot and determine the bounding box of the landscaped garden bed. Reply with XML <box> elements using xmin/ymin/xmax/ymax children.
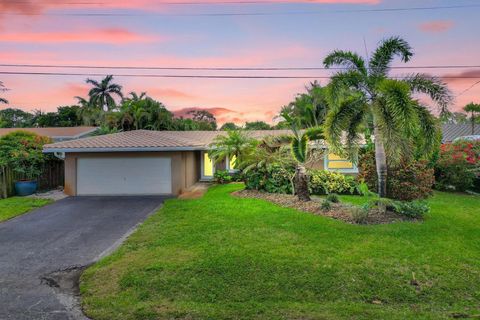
<box><xmin>233</xmin><ymin>189</ymin><xmax>419</xmax><ymax>225</ymax></box>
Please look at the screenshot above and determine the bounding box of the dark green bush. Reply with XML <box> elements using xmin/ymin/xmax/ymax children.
<box><xmin>243</xmin><ymin>163</ymin><xmax>294</xmax><ymax>194</ymax></box>
<box><xmin>320</xmin><ymin>200</ymin><xmax>332</xmax><ymax>211</ymax></box>
<box><xmin>214</xmin><ymin>170</ymin><xmax>232</xmax><ymax>184</ymax></box>
<box><xmin>326</xmin><ymin>193</ymin><xmax>340</xmax><ymax>203</ymax></box>
<box><xmin>392</xmin><ymin>200</ymin><xmax>430</xmax><ymax>218</ymax></box>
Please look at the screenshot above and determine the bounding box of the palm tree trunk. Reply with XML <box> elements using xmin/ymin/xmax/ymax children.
<box><xmin>294</xmin><ymin>163</ymin><xmax>311</xmax><ymax>202</ymax></box>
<box><xmin>373</xmin><ymin>124</ymin><xmax>388</xmax><ymax>198</ymax></box>
<box><xmin>471</xmin><ymin>111</ymin><xmax>475</xmax><ymax>135</ymax></box>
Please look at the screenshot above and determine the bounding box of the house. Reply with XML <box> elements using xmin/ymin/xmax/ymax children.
<box><xmin>0</xmin><ymin>127</ymin><xmax>98</xmax><ymax>142</ymax></box>
<box><xmin>442</xmin><ymin>123</ymin><xmax>480</xmax><ymax>143</ymax></box>
<box><xmin>43</xmin><ymin>130</ymin><xmax>358</xmax><ymax>196</ymax></box>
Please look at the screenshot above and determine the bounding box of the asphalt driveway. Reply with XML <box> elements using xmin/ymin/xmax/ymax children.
<box><xmin>0</xmin><ymin>196</ymin><xmax>166</xmax><ymax>320</ymax></box>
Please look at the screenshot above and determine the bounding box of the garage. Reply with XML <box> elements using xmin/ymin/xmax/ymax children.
<box><xmin>77</xmin><ymin>157</ymin><xmax>172</xmax><ymax>196</ymax></box>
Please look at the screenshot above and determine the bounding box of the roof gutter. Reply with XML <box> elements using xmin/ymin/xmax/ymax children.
<box><xmin>43</xmin><ymin>146</ymin><xmax>208</xmax><ymax>153</ymax></box>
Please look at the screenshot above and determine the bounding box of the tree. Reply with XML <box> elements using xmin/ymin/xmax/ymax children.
<box><xmin>220</xmin><ymin>122</ymin><xmax>239</xmax><ymax>131</ymax></box>
<box><xmin>244</xmin><ymin>121</ymin><xmax>271</xmax><ymax>130</ymax></box>
<box><xmin>86</xmin><ymin>75</ymin><xmax>123</xmax><ymax>112</ymax></box>
<box><xmin>187</xmin><ymin>110</ymin><xmax>217</xmax><ymax>130</ymax></box>
<box><xmin>0</xmin><ymin>108</ymin><xmax>34</xmax><ymax>128</ymax></box>
<box><xmin>270</xmin><ymin>118</ymin><xmax>323</xmax><ymax>201</ymax></box>
<box><xmin>279</xmin><ymin>81</ymin><xmax>329</xmax><ymax>128</ymax></box>
<box><xmin>442</xmin><ymin>112</ymin><xmax>468</xmax><ymax>124</ymax></box>
<box><xmin>463</xmin><ymin>102</ymin><xmax>480</xmax><ymax>135</ymax></box>
<box><xmin>208</xmin><ymin>130</ymin><xmax>257</xmax><ymax>169</ymax></box>
<box><xmin>323</xmin><ymin>36</ymin><xmax>452</xmax><ymax>197</ymax></box>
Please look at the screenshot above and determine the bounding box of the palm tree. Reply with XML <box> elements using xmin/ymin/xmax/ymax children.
<box><xmin>209</xmin><ymin>130</ymin><xmax>258</xmax><ymax>169</ymax></box>
<box><xmin>0</xmin><ymin>81</ymin><xmax>8</xmax><ymax>105</ymax></box>
<box><xmin>86</xmin><ymin>75</ymin><xmax>123</xmax><ymax>112</ymax></box>
<box><xmin>323</xmin><ymin>36</ymin><xmax>452</xmax><ymax>197</ymax></box>
<box><xmin>274</xmin><ymin>117</ymin><xmax>323</xmax><ymax>201</ymax></box>
<box><xmin>463</xmin><ymin>103</ymin><xmax>480</xmax><ymax>135</ymax></box>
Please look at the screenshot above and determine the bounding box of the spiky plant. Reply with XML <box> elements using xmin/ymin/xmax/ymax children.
<box><xmin>323</xmin><ymin>36</ymin><xmax>452</xmax><ymax>198</ymax></box>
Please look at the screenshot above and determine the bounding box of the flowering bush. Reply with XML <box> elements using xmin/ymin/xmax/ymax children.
<box><xmin>243</xmin><ymin>163</ymin><xmax>294</xmax><ymax>194</ymax></box>
<box><xmin>435</xmin><ymin>141</ymin><xmax>480</xmax><ymax>191</ymax></box>
<box><xmin>358</xmin><ymin>150</ymin><xmax>434</xmax><ymax>200</ymax></box>
<box><xmin>0</xmin><ymin>131</ymin><xmax>52</xmax><ymax>180</ymax></box>
<box><xmin>309</xmin><ymin>170</ymin><xmax>357</xmax><ymax>195</ymax></box>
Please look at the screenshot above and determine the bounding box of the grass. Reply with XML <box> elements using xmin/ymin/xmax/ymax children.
<box><xmin>0</xmin><ymin>197</ymin><xmax>52</xmax><ymax>223</ymax></box>
<box><xmin>81</xmin><ymin>184</ymin><xmax>480</xmax><ymax>320</ymax></box>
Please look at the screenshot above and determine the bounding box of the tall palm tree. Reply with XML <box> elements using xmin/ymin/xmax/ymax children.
<box><xmin>86</xmin><ymin>75</ymin><xmax>123</xmax><ymax>112</ymax></box>
<box><xmin>463</xmin><ymin>102</ymin><xmax>480</xmax><ymax>135</ymax></box>
<box><xmin>323</xmin><ymin>36</ymin><xmax>452</xmax><ymax>197</ymax></box>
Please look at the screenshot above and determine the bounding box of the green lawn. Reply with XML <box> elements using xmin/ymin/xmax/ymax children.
<box><xmin>81</xmin><ymin>184</ymin><xmax>480</xmax><ymax>320</ymax></box>
<box><xmin>0</xmin><ymin>197</ymin><xmax>52</xmax><ymax>223</ymax></box>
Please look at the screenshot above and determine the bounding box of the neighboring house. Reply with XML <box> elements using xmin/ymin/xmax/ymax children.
<box><xmin>43</xmin><ymin>130</ymin><xmax>358</xmax><ymax>197</ymax></box>
<box><xmin>442</xmin><ymin>123</ymin><xmax>480</xmax><ymax>143</ymax></box>
<box><xmin>0</xmin><ymin>127</ymin><xmax>98</xmax><ymax>142</ymax></box>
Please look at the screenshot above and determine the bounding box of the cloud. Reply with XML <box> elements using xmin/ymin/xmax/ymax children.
<box><xmin>146</xmin><ymin>88</ymin><xmax>196</xmax><ymax>100</ymax></box>
<box><xmin>442</xmin><ymin>70</ymin><xmax>480</xmax><ymax>84</ymax></box>
<box><xmin>0</xmin><ymin>28</ymin><xmax>161</xmax><ymax>44</ymax></box>
<box><xmin>418</xmin><ymin>20</ymin><xmax>454</xmax><ymax>33</ymax></box>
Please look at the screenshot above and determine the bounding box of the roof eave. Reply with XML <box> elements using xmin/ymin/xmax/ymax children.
<box><xmin>43</xmin><ymin>146</ymin><xmax>208</xmax><ymax>153</ymax></box>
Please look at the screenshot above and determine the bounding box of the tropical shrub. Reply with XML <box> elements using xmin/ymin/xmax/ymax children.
<box><xmin>358</xmin><ymin>150</ymin><xmax>434</xmax><ymax>201</ymax></box>
<box><xmin>0</xmin><ymin>131</ymin><xmax>52</xmax><ymax>180</ymax></box>
<box><xmin>392</xmin><ymin>200</ymin><xmax>430</xmax><ymax>218</ymax></box>
<box><xmin>435</xmin><ymin>141</ymin><xmax>480</xmax><ymax>191</ymax></box>
<box><xmin>243</xmin><ymin>163</ymin><xmax>294</xmax><ymax>194</ymax></box>
<box><xmin>320</xmin><ymin>200</ymin><xmax>332</xmax><ymax>211</ymax></box>
<box><xmin>214</xmin><ymin>170</ymin><xmax>232</xmax><ymax>184</ymax></box>
<box><xmin>309</xmin><ymin>170</ymin><xmax>357</xmax><ymax>195</ymax></box>
<box><xmin>326</xmin><ymin>193</ymin><xmax>340</xmax><ymax>203</ymax></box>
<box><xmin>350</xmin><ymin>206</ymin><xmax>369</xmax><ymax>224</ymax></box>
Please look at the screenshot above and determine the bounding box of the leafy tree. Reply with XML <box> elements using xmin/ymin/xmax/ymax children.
<box><xmin>86</xmin><ymin>75</ymin><xmax>123</xmax><ymax>111</ymax></box>
<box><xmin>0</xmin><ymin>108</ymin><xmax>34</xmax><ymax>128</ymax></box>
<box><xmin>442</xmin><ymin>112</ymin><xmax>468</xmax><ymax>124</ymax></box>
<box><xmin>220</xmin><ymin>122</ymin><xmax>239</xmax><ymax>131</ymax></box>
<box><xmin>119</xmin><ymin>93</ymin><xmax>173</xmax><ymax>131</ymax></box>
<box><xmin>187</xmin><ymin>110</ymin><xmax>217</xmax><ymax>130</ymax></box>
<box><xmin>323</xmin><ymin>36</ymin><xmax>451</xmax><ymax>197</ymax></box>
<box><xmin>244</xmin><ymin>121</ymin><xmax>272</xmax><ymax>130</ymax></box>
<box><xmin>463</xmin><ymin>102</ymin><xmax>480</xmax><ymax>135</ymax></box>
<box><xmin>208</xmin><ymin>130</ymin><xmax>258</xmax><ymax>169</ymax></box>
<box><xmin>32</xmin><ymin>111</ymin><xmax>59</xmax><ymax>127</ymax></box>
<box><xmin>280</xmin><ymin>81</ymin><xmax>329</xmax><ymax>128</ymax></box>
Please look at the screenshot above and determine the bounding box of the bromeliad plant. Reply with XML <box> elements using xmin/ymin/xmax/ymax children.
<box><xmin>0</xmin><ymin>131</ymin><xmax>52</xmax><ymax>181</ymax></box>
<box><xmin>323</xmin><ymin>36</ymin><xmax>452</xmax><ymax>198</ymax></box>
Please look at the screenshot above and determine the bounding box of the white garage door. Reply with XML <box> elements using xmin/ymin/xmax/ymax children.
<box><xmin>77</xmin><ymin>157</ymin><xmax>172</xmax><ymax>196</ymax></box>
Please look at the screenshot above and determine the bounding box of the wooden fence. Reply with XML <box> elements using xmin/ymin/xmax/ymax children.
<box><xmin>0</xmin><ymin>160</ymin><xmax>64</xmax><ymax>199</ymax></box>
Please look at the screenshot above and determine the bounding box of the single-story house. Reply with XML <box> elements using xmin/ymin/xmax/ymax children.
<box><xmin>43</xmin><ymin>130</ymin><xmax>358</xmax><ymax>197</ymax></box>
<box><xmin>442</xmin><ymin>123</ymin><xmax>480</xmax><ymax>143</ymax></box>
<box><xmin>0</xmin><ymin>127</ymin><xmax>98</xmax><ymax>142</ymax></box>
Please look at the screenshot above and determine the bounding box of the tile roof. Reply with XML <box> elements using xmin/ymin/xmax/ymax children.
<box><xmin>43</xmin><ymin>130</ymin><xmax>293</xmax><ymax>152</ymax></box>
<box><xmin>442</xmin><ymin>123</ymin><xmax>480</xmax><ymax>143</ymax></box>
<box><xmin>0</xmin><ymin>127</ymin><xmax>97</xmax><ymax>139</ymax></box>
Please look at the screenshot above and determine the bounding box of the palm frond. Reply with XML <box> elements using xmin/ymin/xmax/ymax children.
<box><xmin>412</xmin><ymin>101</ymin><xmax>439</xmax><ymax>155</ymax></box>
<box><xmin>404</xmin><ymin>73</ymin><xmax>453</xmax><ymax>114</ymax></box>
<box><xmin>304</xmin><ymin>126</ymin><xmax>323</xmax><ymax>141</ymax></box>
<box><xmin>291</xmin><ymin>134</ymin><xmax>308</xmax><ymax>163</ymax></box>
<box><xmin>323</xmin><ymin>50</ymin><xmax>367</xmax><ymax>75</ymax></box>
<box><xmin>369</xmin><ymin>36</ymin><xmax>413</xmax><ymax>76</ymax></box>
<box><xmin>327</xmin><ymin>71</ymin><xmax>365</xmax><ymax>103</ymax></box>
<box><xmin>0</xmin><ymin>97</ymin><xmax>8</xmax><ymax>104</ymax></box>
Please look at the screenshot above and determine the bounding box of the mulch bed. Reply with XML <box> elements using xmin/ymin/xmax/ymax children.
<box><xmin>233</xmin><ymin>189</ymin><xmax>418</xmax><ymax>225</ymax></box>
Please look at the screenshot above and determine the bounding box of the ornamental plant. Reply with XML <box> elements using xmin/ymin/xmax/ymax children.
<box><xmin>435</xmin><ymin>140</ymin><xmax>480</xmax><ymax>191</ymax></box>
<box><xmin>0</xmin><ymin>131</ymin><xmax>52</xmax><ymax>180</ymax></box>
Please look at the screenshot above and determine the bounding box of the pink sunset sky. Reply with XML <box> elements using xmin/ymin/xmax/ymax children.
<box><xmin>0</xmin><ymin>0</ymin><xmax>479</xmax><ymax>124</ymax></box>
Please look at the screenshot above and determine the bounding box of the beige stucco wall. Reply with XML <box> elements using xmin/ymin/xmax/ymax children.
<box><xmin>64</xmin><ymin>151</ymin><xmax>200</xmax><ymax>196</ymax></box>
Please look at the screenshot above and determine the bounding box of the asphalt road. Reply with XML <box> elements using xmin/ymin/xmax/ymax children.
<box><xmin>0</xmin><ymin>196</ymin><xmax>166</xmax><ymax>320</ymax></box>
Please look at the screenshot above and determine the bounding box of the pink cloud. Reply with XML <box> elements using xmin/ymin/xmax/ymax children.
<box><xmin>0</xmin><ymin>28</ymin><xmax>161</xmax><ymax>44</ymax></box>
<box><xmin>418</xmin><ymin>20</ymin><xmax>454</xmax><ymax>33</ymax></box>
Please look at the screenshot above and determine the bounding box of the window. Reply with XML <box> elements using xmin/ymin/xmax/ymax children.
<box><xmin>202</xmin><ymin>151</ymin><xmax>214</xmax><ymax>179</ymax></box>
<box><xmin>226</xmin><ymin>155</ymin><xmax>238</xmax><ymax>172</ymax></box>
<box><xmin>325</xmin><ymin>153</ymin><xmax>358</xmax><ymax>173</ymax></box>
